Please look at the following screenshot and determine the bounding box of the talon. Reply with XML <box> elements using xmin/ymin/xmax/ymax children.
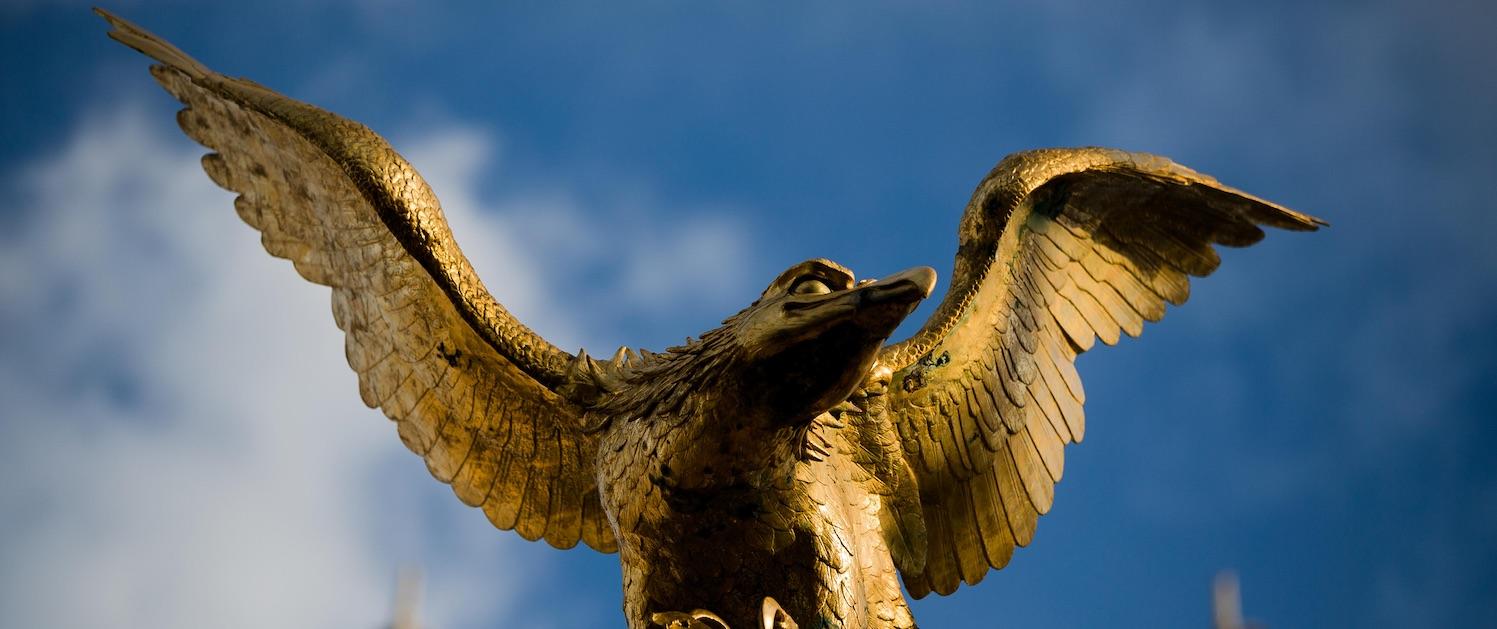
<box><xmin>761</xmin><ymin>597</ymin><xmax>799</xmax><ymax>629</ymax></box>
<box><xmin>650</xmin><ymin>609</ymin><xmax>730</xmax><ymax>629</ymax></box>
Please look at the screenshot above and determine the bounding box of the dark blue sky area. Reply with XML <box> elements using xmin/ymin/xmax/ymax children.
<box><xmin>2</xmin><ymin>2</ymin><xmax>1494</xmax><ymax>628</ymax></box>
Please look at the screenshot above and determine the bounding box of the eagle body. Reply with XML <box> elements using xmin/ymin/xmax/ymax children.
<box><xmin>99</xmin><ymin>10</ymin><xmax>1324</xmax><ymax>629</ymax></box>
<box><xmin>602</xmin><ymin>420</ymin><xmax>901</xmax><ymax>628</ymax></box>
<box><xmin>590</xmin><ymin>263</ymin><xmax>934</xmax><ymax>628</ymax></box>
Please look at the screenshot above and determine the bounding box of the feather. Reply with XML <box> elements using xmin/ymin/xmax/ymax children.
<box><xmin>484</xmin><ymin>419</ymin><xmax>537</xmax><ymax>531</ymax></box>
<box><xmin>1028</xmin><ymin>352</ymin><xmax>1073</xmax><ymax>444</ymax></box>
<box><xmin>451</xmin><ymin>395</ymin><xmax>504</xmax><ymax>507</ymax></box>
<box><xmin>1047</xmin><ymin>288</ymin><xmax>1097</xmax><ymax>352</ymax></box>
<box><xmin>1080</xmin><ymin>252</ymin><xmax>1162</xmax><ymax>324</ymax></box>
<box><xmin>965</xmin><ymin>380</ymin><xmax>1004</xmax><ymax>451</ymax></box>
<box><xmin>923</xmin><ymin>503</ymin><xmax>961</xmax><ymax>595</ymax></box>
<box><xmin>932</xmin><ymin>393</ymin><xmax>968</xmax><ymax>479</ymax></box>
<box><xmin>951</xmin><ymin>483</ymin><xmax>990</xmax><ymax>585</ymax></box>
<box><xmin>903</xmin><ymin>572</ymin><xmax>933</xmax><ymax>600</ymax></box>
<box><xmin>947</xmin><ymin>388</ymin><xmax>981</xmax><ymax>472</ymax></box>
<box><xmin>1068</xmin><ymin>263</ymin><xmax>1141</xmax><ymax>339</ymax></box>
<box><xmin>424</xmin><ymin>376</ymin><xmax>477</xmax><ymax>482</ymax></box>
<box><xmin>994</xmin><ymin>441</ymin><xmax>1038</xmax><ymax>547</ymax></box>
<box><xmin>1031</xmin><ymin>229</ymin><xmax>1073</xmax><ymax>268</ymax></box>
<box><xmin>1043</xmin><ymin>335</ymin><xmax>1086</xmax><ymax>404</ymax></box>
<box><xmin>545</xmin><ymin>436</ymin><xmax>586</xmax><ymax>549</ymax></box>
<box><xmin>1025</xmin><ymin>402</ymin><xmax>1066</xmax><ymax>483</ymax></box>
<box><xmin>968</xmin><ymin>466</ymin><xmax>1016</xmax><ymax>570</ymax></box>
<box><xmin>516</xmin><ymin>428</ymin><xmax>560</xmax><ymax>541</ymax></box>
<box><xmin>1060</xmin><ymin>278</ymin><xmax>1120</xmax><ymax>346</ymax></box>
<box><xmin>998</xmin><ymin>339</ymin><xmax>1033</xmax><ymax>406</ymax></box>
<box><xmin>1010</xmin><ymin>427</ymin><xmax>1056</xmax><ymax>514</ymax></box>
<box><xmin>1031</xmin><ymin>216</ymin><xmax>1089</xmax><ymax>260</ymax></box>
<box><xmin>1135</xmin><ymin>218</ymin><xmax>1223</xmax><ymax>277</ymax></box>
<box><xmin>977</xmin><ymin>351</ymin><xmax>1022</xmax><ymax>425</ymax></box>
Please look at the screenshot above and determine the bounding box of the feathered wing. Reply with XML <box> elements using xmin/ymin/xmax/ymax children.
<box><xmin>871</xmin><ymin>147</ymin><xmax>1323</xmax><ymax>596</ymax></box>
<box><xmin>99</xmin><ymin>10</ymin><xmax>617</xmax><ymax>553</ymax></box>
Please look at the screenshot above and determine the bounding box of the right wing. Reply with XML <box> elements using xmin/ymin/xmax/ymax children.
<box><xmin>99</xmin><ymin>9</ymin><xmax>617</xmax><ymax>553</ymax></box>
<box><xmin>875</xmin><ymin>148</ymin><xmax>1322</xmax><ymax>595</ymax></box>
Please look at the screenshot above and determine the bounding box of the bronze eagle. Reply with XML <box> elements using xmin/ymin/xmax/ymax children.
<box><xmin>99</xmin><ymin>9</ymin><xmax>1324</xmax><ymax>629</ymax></box>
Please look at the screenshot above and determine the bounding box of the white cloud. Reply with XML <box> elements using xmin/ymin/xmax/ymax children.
<box><xmin>0</xmin><ymin>103</ymin><xmax>406</xmax><ymax>629</ymax></box>
<box><xmin>0</xmin><ymin>103</ymin><xmax>754</xmax><ymax>628</ymax></box>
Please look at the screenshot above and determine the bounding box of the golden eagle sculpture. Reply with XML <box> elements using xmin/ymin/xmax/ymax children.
<box><xmin>100</xmin><ymin>9</ymin><xmax>1324</xmax><ymax>629</ymax></box>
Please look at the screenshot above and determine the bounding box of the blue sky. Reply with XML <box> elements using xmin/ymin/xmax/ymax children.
<box><xmin>1</xmin><ymin>1</ymin><xmax>1494</xmax><ymax>628</ymax></box>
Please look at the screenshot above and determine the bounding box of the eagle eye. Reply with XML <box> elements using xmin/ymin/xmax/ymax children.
<box><xmin>790</xmin><ymin>277</ymin><xmax>833</xmax><ymax>296</ymax></box>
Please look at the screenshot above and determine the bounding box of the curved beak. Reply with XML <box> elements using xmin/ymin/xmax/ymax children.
<box><xmin>782</xmin><ymin>266</ymin><xmax>937</xmax><ymax>333</ymax></box>
<box><xmin>858</xmin><ymin>266</ymin><xmax>937</xmax><ymax>305</ymax></box>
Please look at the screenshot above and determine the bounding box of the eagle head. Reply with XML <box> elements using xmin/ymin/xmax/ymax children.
<box><xmin>731</xmin><ymin>258</ymin><xmax>936</xmax><ymax>426</ymax></box>
<box><xmin>586</xmin><ymin>258</ymin><xmax>935</xmax><ymax>482</ymax></box>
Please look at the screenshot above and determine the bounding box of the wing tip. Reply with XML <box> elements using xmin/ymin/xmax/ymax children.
<box><xmin>1297</xmin><ymin>212</ymin><xmax>1331</xmax><ymax>230</ymax></box>
<box><xmin>96</xmin><ymin>7</ymin><xmax>213</xmax><ymax>80</ymax></box>
<box><xmin>1249</xmin><ymin>195</ymin><xmax>1327</xmax><ymax>231</ymax></box>
<box><xmin>1096</xmin><ymin>145</ymin><xmax>1331</xmax><ymax>233</ymax></box>
<box><xmin>1262</xmin><ymin>205</ymin><xmax>1329</xmax><ymax>233</ymax></box>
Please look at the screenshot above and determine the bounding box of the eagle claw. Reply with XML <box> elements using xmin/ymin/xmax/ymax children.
<box><xmin>649</xmin><ymin>597</ymin><xmax>799</xmax><ymax>629</ymax></box>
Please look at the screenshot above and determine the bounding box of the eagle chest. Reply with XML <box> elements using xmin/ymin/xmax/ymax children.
<box><xmin>597</xmin><ymin>416</ymin><xmax>871</xmax><ymax>622</ymax></box>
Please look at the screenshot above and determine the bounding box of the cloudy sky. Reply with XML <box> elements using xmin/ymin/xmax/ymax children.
<box><xmin>1</xmin><ymin>1</ymin><xmax>1493</xmax><ymax>628</ymax></box>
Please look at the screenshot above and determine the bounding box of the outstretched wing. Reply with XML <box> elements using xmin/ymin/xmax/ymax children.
<box><xmin>875</xmin><ymin>147</ymin><xmax>1322</xmax><ymax>596</ymax></box>
<box><xmin>99</xmin><ymin>10</ymin><xmax>617</xmax><ymax>553</ymax></box>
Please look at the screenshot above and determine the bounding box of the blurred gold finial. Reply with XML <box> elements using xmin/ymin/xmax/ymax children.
<box><xmin>1213</xmin><ymin>570</ymin><xmax>1264</xmax><ymax>629</ymax></box>
<box><xmin>390</xmin><ymin>567</ymin><xmax>423</xmax><ymax>629</ymax></box>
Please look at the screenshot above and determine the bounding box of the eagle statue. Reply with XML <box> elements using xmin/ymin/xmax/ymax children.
<box><xmin>99</xmin><ymin>9</ymin><xmax>1324</xmax><ymax>629</ymax></box>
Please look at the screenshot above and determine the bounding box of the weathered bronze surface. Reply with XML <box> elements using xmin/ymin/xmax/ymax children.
<box><xmin>99</xmin><ymin>9</ymin><xmax>1324</xmax><ymax>628</ymax></box>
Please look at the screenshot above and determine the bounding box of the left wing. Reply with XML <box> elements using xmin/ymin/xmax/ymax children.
<box><xmin>869</xmin><ymin>148</ymin><xmax>1323</xmax><ymax>596</ymax></box>
<box><xmin>98</xmin><ymin>9</ymin><xmax>617</xmax><ymax>552</ymax></box>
